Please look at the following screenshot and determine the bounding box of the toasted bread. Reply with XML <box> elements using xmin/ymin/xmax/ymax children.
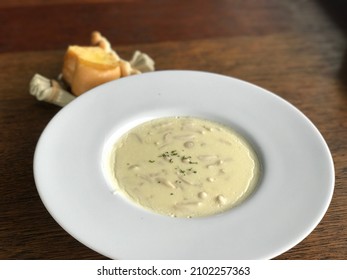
<box><xmin>62</xmin><ymin>46</ymin><xmax>121</xmax><ymax>96</ymax></box>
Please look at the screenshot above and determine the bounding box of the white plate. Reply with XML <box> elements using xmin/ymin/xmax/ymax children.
<box><xmin>34</xmin><ymin>70</ymin><xmax>334</xmax><ymax>259</ymax></box>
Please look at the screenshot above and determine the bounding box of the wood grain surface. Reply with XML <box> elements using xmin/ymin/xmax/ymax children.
<box><xmin>0</xmin><ymin>0</ymin><xmax>346</xmax><ymax>259</ymax></box>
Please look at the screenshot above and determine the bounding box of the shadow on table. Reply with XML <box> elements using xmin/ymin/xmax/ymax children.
<box><xmin>318</xmin><ymin>0</ymin><xmax>347</xmax><ymax>86</ymax></box>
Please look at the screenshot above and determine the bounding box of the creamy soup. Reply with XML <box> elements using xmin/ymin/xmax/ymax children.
<box><xmin>107</xmin><ymin>116</ymin><xmax>260</xmax><ymax>218</ymax></box>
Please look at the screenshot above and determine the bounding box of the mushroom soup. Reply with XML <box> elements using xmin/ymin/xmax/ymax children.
<box><xmin>107</xmin><ymin>117</ymin><xmax>260</xmax><ymax>218</ymax></box>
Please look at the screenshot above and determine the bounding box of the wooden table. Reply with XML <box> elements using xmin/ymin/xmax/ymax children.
<box><xmin>1</xmin><ymin>0</ymin><xmax>346</xmax><ymax>260</ymax></box>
